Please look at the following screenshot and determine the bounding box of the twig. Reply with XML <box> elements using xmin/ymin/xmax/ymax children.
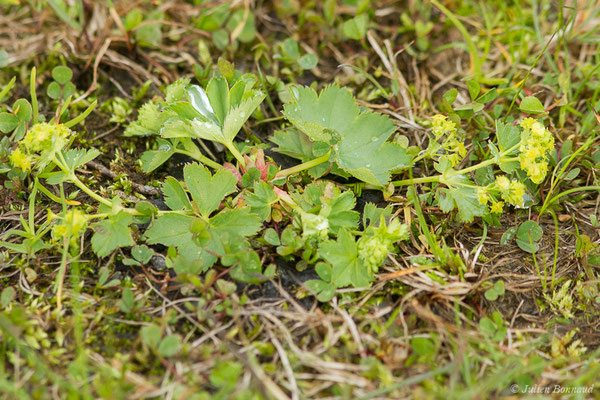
<box><xmin>86</xmin><ymin>160</ymin><xmax>159</xmax><ymax>196</ymax></box>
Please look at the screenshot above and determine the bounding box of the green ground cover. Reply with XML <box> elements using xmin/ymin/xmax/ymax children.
<box><xmin>0</xmin><ymin>1</ymin><xmax>599</xmax><ymax>398</ymax></box>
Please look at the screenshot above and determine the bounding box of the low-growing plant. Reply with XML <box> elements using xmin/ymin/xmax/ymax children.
<box><xmin>1</xmin><ymin>60</ymin><xmax>563</xmax><ymax>305</ymax></box>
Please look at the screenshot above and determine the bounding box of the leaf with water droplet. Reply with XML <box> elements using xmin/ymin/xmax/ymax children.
<box><xmin>282</xmin><ymin>85</ymin><xmax>412</xmax><ymax>185</ymax></box>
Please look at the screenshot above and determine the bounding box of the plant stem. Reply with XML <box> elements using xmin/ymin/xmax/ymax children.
<box><xmin>225</xmin><ymin>142</ymin><xmax>246</xmax><ymax>166</ymax></box>
<box><xmin>392</xmin><ymin>175</ymin><xmax>440</xmax><ymax>186</ymax></box>
<box><xmin>276</xmin><ymin>151</ymin><xmax>331</xmax><ymax>178</ymax></box>
<box><xmin>393</xmin><ymin>144</ymin><xmax>521</xmax><ymax>187</ymax></box>
<box><xmin>69</xmin><ymin>175</ymin><xmax>113</xmax><ymax>207</ymax></box>
<box><xmin>549</xmin><ymin>209</ymin><xmax>559</xmax><ymax>291</ymax></box>
<box><xmin>431</xmin><ymin>0</ymin><xmax>481</xmax><ymax>75</ymax></box>
<box><xmin>52</xmin><ymin>154</ymin><xmax>112</xmax><ymax>208</ymax></box>
<box><xmin>174</xmin><ymin>149</ymin><xmax>222</xmax><ymax>170</ymax></box>
<box><xmin>31</xmin><ymin>67</ymin><xmax>39</xmax><ymax>124</ymax></box>
<box><xmin>539</xmin><ymin>186</ymin><xmax>600</xmax><ymax>215</ymax></box>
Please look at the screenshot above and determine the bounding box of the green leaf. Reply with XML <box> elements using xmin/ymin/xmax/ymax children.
<box><xmin>411</xmin><ymin>337</ymin><xmax>435</xmax><ymax>356</ymax></box>
<box><xmin>165</xmin><ymin>77</ymin><xmax>190</xmax><ymax>103</ymax></box>
<box><xmin>226</xmin><ymin>9</ymin><xmax>256</xmax><ymax>43</ymax></box>
<box><xmin>146</xmin><ymin>213</ymin><xmax>194</xmax><ymax>247</ymax></box>
<box><xmin>495</xmin><ymin>120</ymin><xmax>520</xmax><ymax>173</ymax></box>
<box><xmin>479</xmin><ymin>317</ymin><xmax>496</xmax><ymax>335</ymax></box>
<box><xmin>206</xmin><ymin>77</ymin><xmax>229</xmax><ymax>126</ymax></box>
<box><xmin>135</xmin><ymin>201</ymin><xmax>158</xmax><ymax>219</ymax></box>
<box><xmin>117</xmin><ymin>288</ymin><xmax>135</xmax><ymax>313</ymax></box>
<box><xmin>132</xmin><ymin>244</ymin><xmax>153</xmax><ymax>264</ymax></box>
<box><xmin>124</xmin><ymin>102</ymin><xmax>163</xmax><ymax>136</ymax></box>
<box><xmin>467</xmin><ymin>80</ymin><xmax>480</xmax><ymax>100</ymax></box>
<box><xmin>210</xmin><ymin>361</ymin><xmax>242</xmax><ymax>388</ymax></box>
<box><xmin>210</xmin><ymin>208</ymin><xmax>262</xmax><ymax>237</ymax></box>
<box><xmin>140</xmin><ymin>324</ymin><xmax>161</xmax><ymax>348</ymax></box>
<box><xmin>183</xmin><ymin>163</ymin><xmax>237</xmax><ymax>217</ymax></box>
<box><xmin>228</xmin><ymin>249</ymin><xmax>265</xmax><ymax>283</ymax></box>
<box><xmin>563</xmin><ymin>168</ymin><xmax>579</xmax><ymax>181</ymax></box>
<box><xmin>319</xmin><ymin>229</ymin><xmax>371</xmax><ymax>288</ymax></box>
<box><xmin>342</xmin><ymin>14</ymin><xmax>368</xmax><ymax>40</ymax></box>
<box><xmin>47</xmin><ymin>82</ymin><xmax>61</xmax><ymax>99</ymax></box>
<box><xmin>436</xmin><ymin>175</ymin><xmax>486</xmax><ymax>222</ymax></box>
<box><xmin>298</xmin><ymin>54</ymin><xmax>318</xmax><ymax>69</ymax></box>
<box><xmin>91</xmin><ymin>212</ymin><xmax>135</xmax><ymax>257</ymax></box>
<box><xmin>135</xmin><ymin>11</ymin><xmax>163</xmax><ymax>48</ymax></box>
<box><xmin>282</xmin><ymin>85</ymin><xmax>411</xmax><ymax>185</ymax></box>
<box><xmin>315</xmin><ymin>261</ymin><xmax>332</xmax><ymax>281</ymax></box>
<box><xmin>162</xmin><ymin>176</ymin><xmax>192</xmax><ymax>211</ymax></box>
<box><xmin>516</xmin><ymin>220</ymin><xmax>542</xmax><ymax>253</ymax></box>
<box><xmin>500</xmin><ymin>226</ymin><xmax>517</xmax><ymax>245</ymax></box>
<box><xmin>305</xmin><ymin>279</ymin><xmax>336</xmax><ymax>302</ymax></box>
<box><xmin>52</xmin><ymin>66</ymin><xmax>73</xmax><ymax>85</ymax></box>
<box><xmin>496</xmin><ymin>120</ymin><xmax>520</xmax><ymax>153</ymax></box>
<box><xmin>228</xmin><ymin>80</ymin><xmax>245</xmax><ymax>108</ymax></box>
<box><xmin>270</xmin><ymin>129</ymin><xmax>340</xmax><ymax>179</ymax></box>
<box><xmin>222</xmin><ymin>92</ymin><xmax>265</xmax><ymax>144</ymax></box>
<box><xmin>124</xmin><ymin>8</ymin><xmax>143</xmax><ymax>31</ymax></box>
<box><xmin>218</xmin><ymin>58</ymin><xmax>235</xmax><ymax>82</ymax></box>
<box><xmin>212</xmin><ymin>29</ymin><xmax>229</xmax><ymax>50</ymax></box>
<box><xmin>476</xmin><ymin>88</ymin><xmax>498</xmax><ymax>104</ymax></box>
<box><xmin>157</xmin><ymin>334</ymin><xmax>181</xmax><ymax>357</ymax></box>
<box><xmin>281</xmin><ymin>37</ymin><xmax>299</xmax><ymax>60</ymax></box>
<box><xmin>517</xmin><ymin>221</ymin><xmax>543</xmax><ymax>242</ymax></box>
<box><xmin>13</xmin><ymin>99</ymin><xmax>32</xmax><ymax>122</ymax></box>
<box><xmin>0</xmin><ymin>50</ymin><xmax>7</xmax><ymax>68</ymax></box>
<box><xmin>442</xmin><ymin>88</ymin><xmax>458</xmax><ymax>111</ymax></box>
<box><xmin>1</xmin><ymin>286</ymin><xmax>15</xmax><ymax>308</ymax></box>
<box><xmin>283</xmin><ymin>85</ymin><xmax>356</xmax><ymax>142</ymax></box>
<box><xmin>187</xmin><ymin>85</ymin><xmax>217</xmax><ymax>123</ymax></box>
<box><xmin>263</xmin><ymin>228</ymin><xmax>280</xmax><ymax>245</ymax></box>
<box><xmin>62</xmin><ymin>148</ymin><xmax>101</xmax><ymax>170</ymax></box>
<box><xmin>0</xmin><ymin>112</ymin><xmax>18</xmax><ymax>133</ymax></box>
<box><xmin>140</xmin><ymin>139</ymin><xmax>176</xmax><ymax>173</ymax></box>
<box><xmin>146</xmin><ymin>214</ymin><xmax>215</xmax><ymax>268</ymax></box>
<box><xmin>519</xmin><ymin>96</ymin><xmax>546</xmax><ymax>114</ymax></box>
<box><xmin>245</xmin><ymin>181</ymin><xmax>277</xmax><ymax>220</ymax></box>
<box><xmin>363</xmin><ymin>203</ymin><xmax>393</xmax><ymax>228</ymax></box>
<box><xmin>454</xmin><ymin>102</ymin><xmax>484</xmax><ymax>114</ymax></box>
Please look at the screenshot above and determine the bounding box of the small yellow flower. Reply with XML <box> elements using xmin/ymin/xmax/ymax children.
<box><xmin>508</xmin><ymin>180</ymin><xmax>526</xmax><ymax>206</ymax></box>
<box><xmin>490</xmin><ymin>201</ymin><xmax>504</xmax><ymax>214</ymax></box>
<box><xmin>518</xmin><ymin>118</ymin><xmax>554</xmax><ymax>184</ymax></box>
<box><xmin>23</xmin><ymin>122</ymin><xmax>70</xmax><ymax>154</ymax></box>
<box><xmin>477</xmin><ymin>187</ymin><xmax>489</xmax><ymax>205</ymax></box>
<box><xmin>495</xmin><ymin>176</ymin><xmax>526</xmax><ymax>206</ymax></box>
<box><xmin>52</xmin><ymin>208</ymin><xmax>88</xmax><ymax>241</ymax></box>
<box><xmin>456</xmin><ymin>142</ymin><xmax>467</xmax><ymax>158</ymax></box>
<box><xmin>495</xmin><ymin>175</ymin><xmax>510</xmax><ymax>191</ymax></box>
<box><xmin>431</xmin><ymin>114</ymin><xmax>457</xmax><ymax>138</ymax></box>
<box><xmin>9</xmin><ymin>147</ymin><xmax>33</xmax><ymax>171</ymax></box>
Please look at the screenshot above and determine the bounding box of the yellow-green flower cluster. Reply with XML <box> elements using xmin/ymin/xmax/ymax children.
<box><xmin>518</xmin><ymin>118</ymin><xmax>554</xmax><ymax>184</ymax></box>
<box><xmin>51</xmin><ymin>208</ymin><xmax>88</xmax><ymax>242</ymax></box>
<box><xmin>23</xmin><ymin>123</ymin><xmax>70</xmax><ymax>153</ymax></box>
<box><xmin>428</xmin><ymin>115</ymin><xmax>467</xmax><ymax>167</ymax></box>
<box><xmin>495</xmin><ymin>175</ymin><xmax>525</xmax><ymax>205</ymax></box>
<box><xmin>9</xmin><ymin>148</ymin><xmax>34</xmax><ymax>172</ymax></box>
<box><xmin>477</xmin><ymin>175</ymin><xmax>526</xmax><ymax>215</ymax></box>
<box><xmin>358</xmin><ymin>218</ymin><xmax>408</xmax><ymax>274</ymax></box>
<box><xmin>10</xmin><ymin>123</ymin><xmax>72</xmax><ymax>171</ymax></box>
<box><xmin>431</xmin><ymin>114</ymin><xmax>457</xmax><ymax>138</ymax></box>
